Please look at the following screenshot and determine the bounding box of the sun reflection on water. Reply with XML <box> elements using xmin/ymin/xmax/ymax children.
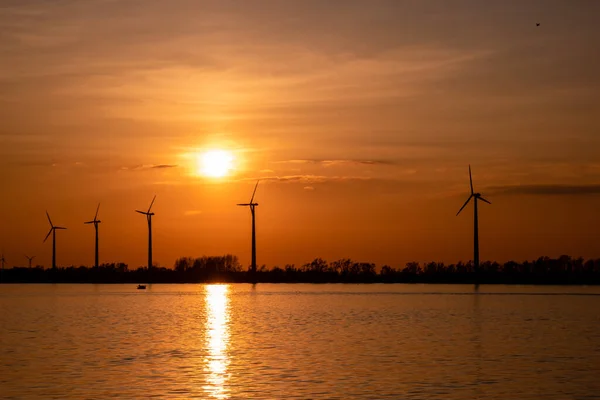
<box><xmin>204</xmin><ymin>285</ymin><xmax>230</xmax><ymax>399</ymax></box>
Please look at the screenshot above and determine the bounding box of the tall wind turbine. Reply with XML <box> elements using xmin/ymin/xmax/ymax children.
<box><xmin>456</xmin><ymin>165</ymin><xmax>491</xmax><ymax>280</ymax></box>
<box><xmin>136</xmin><ymin>195</ymin><xmax>156</xmax><ymax>270</ymax></box>
<box><xmin>0</xmin><ymin>252</ymin><xmax>5</xmax><ymax>272</ymax></box>
<box><xmin>43</xmin><ymin>212</ymin><xmax>67</xmax><ymax>269</ymax></box>
<box><xmin>25</xmin><ymin>255</ymin><xmax>36</xmax><ymax>268</ymax></box>
<box><xmin>84</xmin><ymin>203</ymin><xmax>102</xmax><ymax>269</ymax></box>
<box><xmin>237</xmin><ymin>180</ymin><xmax>260</xmax><ymax>276</ymax></box>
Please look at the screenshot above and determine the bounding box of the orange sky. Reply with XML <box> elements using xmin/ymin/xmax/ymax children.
<box><xmin>1</xmin><ymin>1</ymin><xmax>600</xmax><ymax>269</ymax></box>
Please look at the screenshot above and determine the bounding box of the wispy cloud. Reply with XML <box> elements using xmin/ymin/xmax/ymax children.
<box><xmin>274</xmin><ymin>159</ymin><xmax>394</xmax><ymax>166</ymax></box>
<box><xmin>121</xmin><ymin>164</ymin><xmax>178</xmax><ymax>171</ymax></box>
<box><xmin>240</xmin><ymin>175</ymin><xmax>373</xmax><ymax>184</ymax></box>
<box><xmin>490</xmin><ymin>184</ymin><xmax>600</xmax><ymax>196</ymax></box>
<box><xmin>8</xmin><ymin>159</ymin><xmax>90</xmax><ymax>169</ymax></box>
<box><xmin>303</xmin><ymin>186</ymin><xmax>315</xmax><ymax>191</ymax></box>
<box><xmin>152</xmin><ymin>164</ymin><xmax>177</xmax><ymax>169</ymax></box>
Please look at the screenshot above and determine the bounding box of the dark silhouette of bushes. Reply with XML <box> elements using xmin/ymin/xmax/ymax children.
<box><xmin>1</xmin><ymin>254</ymin><xmax>600</xmax><ymax>284</ymax></box>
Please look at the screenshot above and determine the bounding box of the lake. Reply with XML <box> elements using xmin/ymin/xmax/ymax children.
<box><xmin>1</xmin><ymin>284</ymin><xmax>600</xmax><ymax>399</ymax></box>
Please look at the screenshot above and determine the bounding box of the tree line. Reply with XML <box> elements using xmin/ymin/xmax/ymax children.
<box><xmin>2</xmin><ymin>254</ymin><xmax>600</xmax><ymax>284</ymax></box>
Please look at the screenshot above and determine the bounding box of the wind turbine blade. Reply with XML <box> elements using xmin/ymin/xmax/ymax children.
<box><xmin>469</xmin><ymin>165</ymin><xmax>474</xmax><ymax>195</ymax></box>
<box><xmin>55</xmin><ymin>227</ymin><xmax>67</xmax><ymax>230</ymax></box>
<box><xmin>135</xmin><ymin>210</ymin><xmax>147</xmax><ymax>215</ymax></box>
<box><xmin>84</xmin><ymin>221</ymin><xmax>94</xmax><ymax>224</ymax></box>
<box><xmin>46</xmin><ymin>211</ymin><xmax>53</xmax><ymax>227</ymax></box>
<box><xmin>94</xmin><ymin>203</ymin><xmax>100</xmax><ymax>220</ymax></box>
<box><xmin>237</xmin><ymin>203</ymin><xmax>250</xmax><ymax>206</ymax></box>
<box><xmin>148</xmin><ymin>195</ymin><xmax>156</xmax><ymax>213</ymax></box>
<box><xmin>43</xmin><ymin>228</ymin><xmax>53</xmax><ymax>243</ymax></box>
<box><xmin>250</xmin><ymin>180</ymin><xmax>260</xmax><ymax>203</ymax></box>
<box><xmin>456</xmin><ymin>195</ymin><xmax>473</xmax><ymax>216</ymax></box>
<box><xmin>479</xmin><ymin>196</ymin><xmax>492</xmax><ymax>205</ymax></box>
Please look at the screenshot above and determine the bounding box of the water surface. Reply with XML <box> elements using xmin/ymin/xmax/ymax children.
<box><xmin>1</xmin><ymin>284</ymin><xmax>599</xmax><ymax>399</ymax></box>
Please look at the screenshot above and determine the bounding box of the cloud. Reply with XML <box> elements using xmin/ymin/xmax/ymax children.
<box><xmin>489</xmin><ymin>184</ymin><xmax>600</xmax><ymax>196</ymax></box>
<box><xmin>121</xmin><ymin>164</ymin><xmax>178</xmax><ymax>171</ymax></box>
<box><xmin>303</xmin><ymin>186</ymin><xmax>315</xmax><ymax>191</ymax></box>
<box><xmin>274</xmin><ymin>159</ymin><xmax>394</xmax><ymax>166</ymax></box>
<box><xmin>9</xmin><ymin>160</ymin><xmax>88</xmax><ymax>168</ymax></box>
<box><xmin>240</xmin><ymin>175</ymin><xmax>373</xmax><ymax>184</ymax></box>
<box><xmin>322</xmin><ymin>159</ymin><xmax>394</xmax><ymax>167</ymax></box>
<box><xmin>152</xmin><ymin>164</ymin><xmax>177</xmax><ymax>169</ymax></box>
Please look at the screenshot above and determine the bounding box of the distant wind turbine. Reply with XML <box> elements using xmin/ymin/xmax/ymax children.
<box><xmin>25</xmin><ymin>255</ymin><xmax>36</xmax><ymax>268</ymax></box>
<box><xmin>43</xmin><ymin>211</ymin><xmax>67</xmax><ymax>269</ymax></box>
<box><xmin>84</xmin><ymin>203</ymin><xmax>102</xmax><ymax>269</ymax></box>
<box><xmin>1</xmin><ymin>252</ymin><xmax>5</xmax><ymax>272</ymax></box>
<box><xmin>237</xmin><ymin>180</ymin><xmax>260</xmax><ymax>277</ymax></box>
<box><xmin>456</xmin><ymin>165</ymin><xmax>491</xmax><ymax>281</ymax></box>
<box><xmin>136</xmin><ymin>195</ymin><xmax>156</xmax><ymax>270</ymax></box>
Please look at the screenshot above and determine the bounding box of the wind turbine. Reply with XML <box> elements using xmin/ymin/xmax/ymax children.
<box><xmin>84</xmin><ymin>203</ymin><xmax>101</xmax><ymax>268</ymax></box>
<box><xmin>237</xmin><ymin>180</ymin><xmax>260</xmax><ymax>276</ymax></box>
<box><xmin>136</xmin><ymin>195</ymin><xmax>156</xmax><ymax>270</ymax></box>
<box><xmin>25</xmin><ymin>255</ymin><xmax>36</xmax><ymax>268</ymax></box>
<box><xmin>43</xmin><ymin>211</ymin><xmax>67</xmax><ymax>269</ymax></box>
<box><xmin>1</xmin><ymin>252</ymin><xmax>5</xmax><ymax>272</ymax></box>
<box><xmin>456</xmin><ymin>165</ymin><xmax>491</xmax><ymax>281</ymax></box>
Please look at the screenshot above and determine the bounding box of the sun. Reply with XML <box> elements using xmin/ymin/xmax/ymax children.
<box><xmin>198</xmin><ymin>150</ymin><xmax>234</xmax><ymax>178</ymax></box>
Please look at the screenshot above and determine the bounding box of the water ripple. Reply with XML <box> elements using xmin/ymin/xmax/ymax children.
<box><xmin>1</xmin><ymin>284</ymin><xmax>600</xmax><ymax>399</ymax></box>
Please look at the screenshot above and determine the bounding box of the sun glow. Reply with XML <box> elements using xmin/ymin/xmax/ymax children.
<box><xmin>198</xmin><ymin>150</ymin><xmax>234</xmax><ymax>178</ymax></box>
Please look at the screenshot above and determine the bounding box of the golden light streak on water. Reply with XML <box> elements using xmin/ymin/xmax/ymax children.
<box><xmin>204</xmin><ymin>285</ymin><xmax>230</xmax><ymax>399</ymax></box>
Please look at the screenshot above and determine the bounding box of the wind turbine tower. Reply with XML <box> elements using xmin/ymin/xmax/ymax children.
<box><xmin>136</xmin><ymin>196</ymin><xmax>156</xmax><ymax>271</ymax></box>
<box><xmin>456</xmin><ymin>165</ymin><xmax>491</xmax><ymax>282</ymax></box>
<box><xmin>43</xmin><ymin>212</ymin><xmax>67</xmax><ymax>269</ymax></box>
<box><xmin>84</xmin><ymin>203</ymin><xmax>102</xmax><ymax>268</ymax></box>
<box><xmin>237</xmin><ymin>180</ymin><xmax>260</xmax><ymax>277</ymax></box>
<box><xmin>25</xmin><ymin>255</ymin><xmax>36</xmax><ymax>269</ymax></box>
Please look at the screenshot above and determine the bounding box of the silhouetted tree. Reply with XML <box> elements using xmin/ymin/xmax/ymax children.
<box><xmin>2</xmin><ymin>254</ymin><xmax>600</xmax><ymax>284</ymax></box>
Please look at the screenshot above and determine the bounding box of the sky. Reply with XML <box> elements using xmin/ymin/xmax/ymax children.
<box><xmin>1</xmin><ymin>0</ymin><xmax>600</xmax><ymax>269</ymax></box>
